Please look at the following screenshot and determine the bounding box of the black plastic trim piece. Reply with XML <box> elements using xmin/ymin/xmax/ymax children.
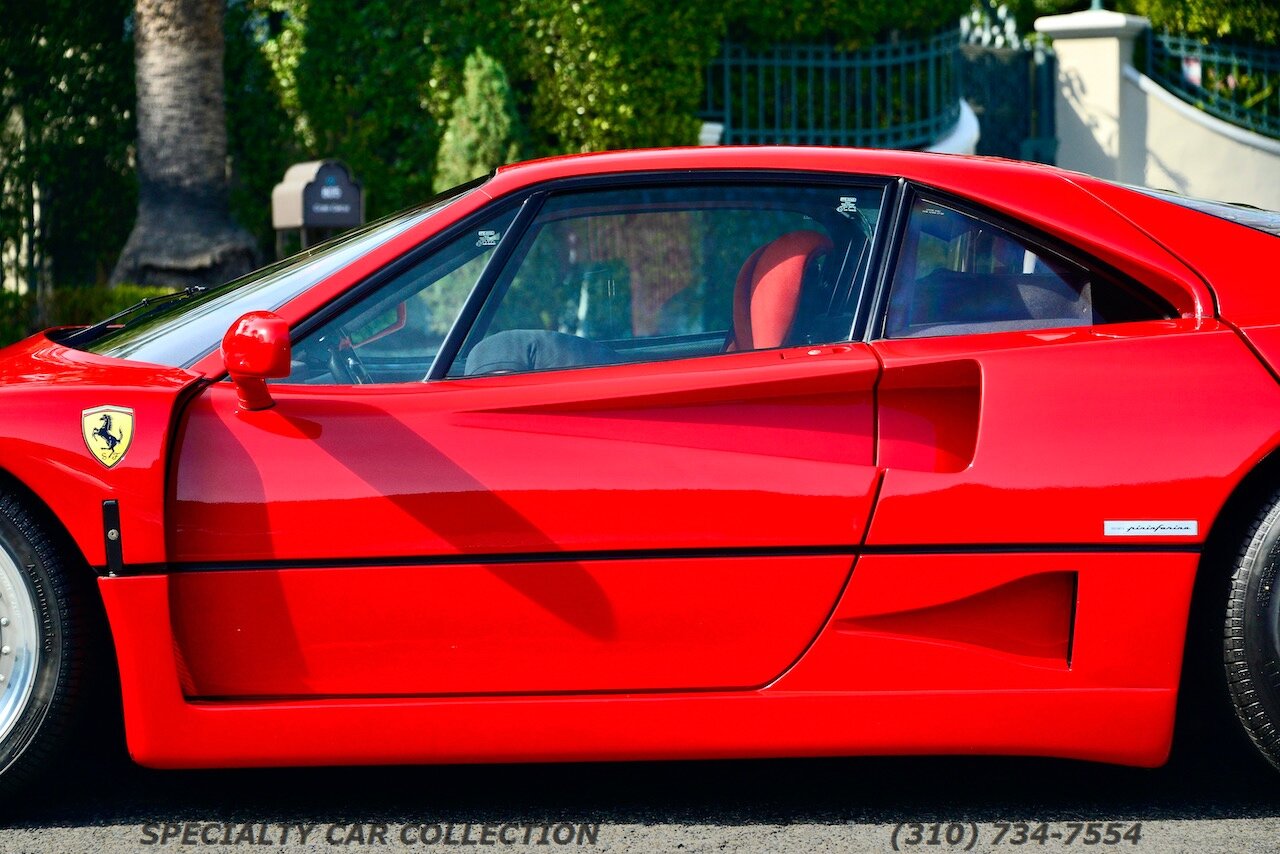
<box><xmin>144</xmin><ymin>541</ymin><xmax>1201</xmax><ymax>576</ymax></box>
<box><xmin>101</xmin><ymin>500</ymin><xmax>124</xmax><ymax>577</ymax></box>
<box><xmin>427</xmin><ymin>193</ymin><xmax>548</xmax><ymax>379</ymax></box>
<box><xmin>854</xmin><ymin>178</ymin><xmax>910</xmax><ymax>342</ymax></box>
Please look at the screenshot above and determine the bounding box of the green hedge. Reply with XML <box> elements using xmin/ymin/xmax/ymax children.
<box><xmin>7</xmin><ymin>0</ymin><xmax>982</xmax><ymax>294</ymax></box>
<box><xmin>29</xmin><ymin>0</ymin><xmax>1272</xmax><ymax>309</ymax></box>
<box><xmin>1005</xmin><ymin>0</ymin><xmax>1279</xmax><ymax>43</ymax></box>
<box><xmin>725</xmin><ymin>0</ymin><xmax>971</xmax><ymax>48</ymax></box>
<box><xmin>222</xmin><ymin>0</ymin><xmax>972</xmax><ymax>230</ymax></box>
<box><xmin>0</xmin><ymin>285</ymin><xmax>175</xmax><ymax>348</ymax></box>
<box><xmin>1125</xmin><ymin>0</ymin><xmax>1278</xmax><ymax>43</ymax></box>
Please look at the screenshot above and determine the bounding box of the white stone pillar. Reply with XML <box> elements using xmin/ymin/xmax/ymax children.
<box><xmin>1034</xmin><ymin>10</ymin><xmax>1149</xmax><ymax>180</ymax></box>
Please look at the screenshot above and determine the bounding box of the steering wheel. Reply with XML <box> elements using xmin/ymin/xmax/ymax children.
<box><xmin>327</xmin><ymin>329</ymin><xmax>372</xmax><ymax>384</ymax></box>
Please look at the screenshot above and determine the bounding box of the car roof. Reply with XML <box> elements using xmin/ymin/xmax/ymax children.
<box><xmin>483</xmin><ymin>146</ymin><xmax>1052</xmax><ymax>196</ymax></box>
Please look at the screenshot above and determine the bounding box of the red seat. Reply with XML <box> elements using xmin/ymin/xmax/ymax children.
<box><xmin>728</xmin><ymin>231</ymin><xmax>833</xmax><ymax>351</ymax></box>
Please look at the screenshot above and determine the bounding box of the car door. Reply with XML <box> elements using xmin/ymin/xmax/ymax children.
<box><xmin>166</xmin><ymin>178</ymin><xmax>890</xmax><ymax>700</ymax></box>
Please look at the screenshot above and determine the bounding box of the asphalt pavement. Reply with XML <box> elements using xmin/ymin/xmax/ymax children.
<box><xmin>3</xmin><ymin>748</ymin><xmax>1279</xmax><ymax>853</ymax></box>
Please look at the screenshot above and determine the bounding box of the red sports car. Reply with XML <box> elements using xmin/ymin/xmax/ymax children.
<box><xmin>3</xmin><ymin>147</ymin><xmax>1280</xmax><ymax>787</ymax></box>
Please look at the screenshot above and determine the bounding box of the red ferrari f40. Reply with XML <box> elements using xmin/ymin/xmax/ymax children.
<box><xmin>2</xmin><ymin>148</ymin><xmax>1280</xmax><ymax>786</ymax></box>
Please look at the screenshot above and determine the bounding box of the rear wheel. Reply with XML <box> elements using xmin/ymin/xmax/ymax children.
<box><xmin>1225</xmin><ymin>491</ymin><xmax>1280</xmax><ymax>771</ymax></box>
<box><xmin>0</xmin><ymin>492</ymin><xmax>89</xmax><ymax>791</ymax></box>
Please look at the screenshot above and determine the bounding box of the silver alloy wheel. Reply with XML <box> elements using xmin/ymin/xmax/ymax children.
<box><xmin>0</xmin><ymin>541</ymin><xmax>39</xmax><ymax>745</ymax></box>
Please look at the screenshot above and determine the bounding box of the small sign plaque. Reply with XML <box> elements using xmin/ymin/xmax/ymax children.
<box><xmin>271</xmin><ymin>159</ymin><xmax>364</xmax><ymax>231</ymax></box>
<box><xmin>301</xmin><ymin>162</ymin><xmax>363</xmax><ymax>228</ymax></box>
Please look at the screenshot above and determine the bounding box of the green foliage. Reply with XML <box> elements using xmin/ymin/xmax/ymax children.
<box><xmin>0</xmin><ymin>0</ymin><xmax>135</xmax><ymax>288</ymax></box>
<box><xmin>1005</xmin><ymin>0</ymin><xmax>1280</xmax><ymax>44</ymax></box>
<box><xmin>723</xmin><ymin>0</ymin><xmax>973</xmax><ymax>48</ymax></box>
<box><xmin>995</xmin><ymin>0</ymin><xmax>1086</xmax><ymax>34</ymax></box>
<box><xmin>225</xmin><ymin>0</ymin><xmax>307</xmax><ymax>252</ymax></box>
<box><xmin>433</xmin><ymin>49</ymin><xmax>524</xmax><ymax>192</ymax></box>
<box><xmin>0</xmin><ymin>284</ymin><xmax>175</xmax><ymax>347</ymax></box>
<box><xmin>32</xmin><ymin>0</ymin><xmax>1275</xmax><ymax>307</ymax></box>
<box><xmin>1120</xmin><ymin>0</ymin><xmax>1279</xmax><ymax>44</ymax></box>
<box><xmin>511</xmin><ymin>0</ymin><xmax>724</xmax><ymax>152</ymax></box>
<box><xmin>0</xmin><ymin>291</ymin><xmax>34</xmax><ymax>348</ymax></box>
<box><xmin>293</xmin><ymin>1</ymin><xmax>453</xmax><ymax>218</ymax></box>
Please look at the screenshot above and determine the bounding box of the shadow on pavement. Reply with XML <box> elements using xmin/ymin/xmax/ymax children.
<box><xmin>14</xmin><ymin>750</ymin><xmax>1280</xmax><ymax>828</ymax></box>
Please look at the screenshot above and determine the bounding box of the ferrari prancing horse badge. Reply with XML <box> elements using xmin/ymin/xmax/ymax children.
<box><xmin>81</xmin><ymin>406</ymin><xmax>134</xmax><ymax>468</ymax></box>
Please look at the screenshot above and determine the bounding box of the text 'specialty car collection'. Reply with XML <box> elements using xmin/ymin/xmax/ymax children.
<box><xmin>3</xmin><ymin>147</ymin><xmax>1280</xmax><ymax>786</ymax></box>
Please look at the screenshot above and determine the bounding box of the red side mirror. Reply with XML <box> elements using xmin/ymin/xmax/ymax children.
<box><xmin>221</xmin><ymin>311</ymin><xmax>291</xmax><ymax>411</ymax></box>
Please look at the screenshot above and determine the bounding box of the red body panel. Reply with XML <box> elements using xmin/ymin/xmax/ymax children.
<box><xmin>869</xmin><ymin>320</ymin><xmax>1280</xmax><ymax>545</ymax></box>
<box><xmin>171</xmin><ymin>345</ymin><xmax>881</xmax><ymax>562</ymax></box>
<box><xmin>169</xmin><ymin>555</ymin><xmax>853</xmax><ymax>697</ymax></box>
<box><xmin>0</xmin><ymin>334</ymin><xmax>200</xmax><ymax>567</ymax></box>
<box><xmin>4</xmin><ymin>148</ymin><xmax>1279</xmax><ymax>773</ymax></box>
<box><xmin>101</xmin><ymin>566</ymin><xmax>1185</xmax><ymax>768</ymax></box>
<box><xmin>1241</xmin><ymin>325</ymin><xmax>1280</xmax><ymax>383</ymax></box>
<box><xmin>779</xmin><ymin>552</ymin><xmax>1195</xmax><ymax>693</ymax></box>
<box><xmin>169</xmin><ymin>344</ymin><xmax>879</xmax><ymax>697</ymax></box>
<box><xmin>1069</xmin><ymin>174</ymin><xmax>1280</xmax><ymax>328</ymax></box>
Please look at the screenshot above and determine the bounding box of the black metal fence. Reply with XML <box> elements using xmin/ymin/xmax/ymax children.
<box><xmin>1145</xmin><ymin>29</ymin><xmax>1279</xmax><ymax>140</ymax></box>
<box><xmin>700</xmin><ymin>29</ymin><xmax>962</xmax><ymax>148</ymax></box>
<box><xmin>959</xmin><ymin>42</ymin><xmax>1057</xmax><ymax>162</ymax></box>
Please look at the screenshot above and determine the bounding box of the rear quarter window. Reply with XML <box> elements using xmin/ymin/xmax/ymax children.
<box><xmin>883</xmin><ymin>196</ymin><xmax>1174</xmax><ymax>339</ymax></box>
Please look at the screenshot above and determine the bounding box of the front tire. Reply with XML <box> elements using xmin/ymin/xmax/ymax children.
<box><xmin>0</xmin><ymin>492</ymin><xmax>89</xmax><ymax>791</ymax></box>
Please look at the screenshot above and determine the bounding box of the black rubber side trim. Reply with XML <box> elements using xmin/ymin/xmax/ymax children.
<box><xmin>104</xmin><ymin>541</ymin><xmax>1202</xmax><ymax>576</ymax></box>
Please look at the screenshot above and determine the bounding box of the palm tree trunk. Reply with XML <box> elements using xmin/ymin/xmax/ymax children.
<box><xmin>110</xmin><ymin>0</ymin><xmax>257</xmax><ymax>287</ymax></box>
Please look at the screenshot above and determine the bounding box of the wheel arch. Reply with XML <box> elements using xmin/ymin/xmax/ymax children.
<box><xmin>0</xmin><ymin>461</ymin><xmax>127</xmax><ymax>772</ymax></box>
<box><xmin>0</xmin><ymin>465</ymin><xmax>95</xmax><ymax>576</ymax></box>
<box><xmin>1177</xmin><ymin>446</ymin><xmax>1280</xmax><ymax>755</ymax></box>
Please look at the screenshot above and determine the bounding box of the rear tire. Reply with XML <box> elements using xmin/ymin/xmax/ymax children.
<box><xmin>0</xmin><ymin>491</ymin><xmax>90</xmax><ymax>793</ymax></box>
<box><xmin>1225</xmin><ymin>491</ymin><xmax>1280</xmax><ymax>771</ymax></box>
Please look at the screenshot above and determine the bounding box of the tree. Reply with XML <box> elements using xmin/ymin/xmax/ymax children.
<box><xmin>1122</xmin><ymin>0</ymin><xmax>1278</xmax><ymax>43</ymax></box>
<box><xmin>433</xmin><ymin>49</ymin><xmax>524</xmax><ymax>192</ymax></box>
<box><xmin>513</xmin><ymin>0</ymin><xmax>724</xmax><ymax>153</ymax></box>
<box><xmin>111</xmin><ymin>0</ymin><xmax>257</xmax><ymax>287</ymax></box>
<box><xmin>0</xmin><ymin>0</ymin><xmax>134</xmax><ymax>319</ymax></box>
<box><xmin>224</xmin><ymin>0</ymin><xmax>306</xmax><ymax>253</ymax></box>
<box><xmin>295</xmin><ymin>0</ymin><xmax>450</xmax><ymax>219</ymax></box>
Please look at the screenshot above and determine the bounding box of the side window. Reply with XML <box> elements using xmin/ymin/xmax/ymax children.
<box><xmin>449</xmin><ymin>184</ymin><xmax>884</xmax><ymax>378</ymax></box>
<box><xmin>883</xmin><ymin>197</ymin><xmax>1171</xmax><ymax>339</ymax></box>
<box><xmin>287</xmin><ymin>209</ymin><xmax>517</xmax><ymax>384</ymax></box>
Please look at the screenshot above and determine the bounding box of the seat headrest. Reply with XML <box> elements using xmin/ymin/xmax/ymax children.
<box><xmin>732</xmin><ymin>230</ymin><xmax>832</xmax><ymax>351</ymax></box>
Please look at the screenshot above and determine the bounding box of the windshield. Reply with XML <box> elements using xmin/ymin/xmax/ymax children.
<box><xmin>1134</xmin><ymin>187</ymin><xmax>1280</xmax><ymax>239</ymax></box>
<box><xmin>71</xmin><ymin>188</ymin><xmax>476</xmax><ymax>368</ymax></box>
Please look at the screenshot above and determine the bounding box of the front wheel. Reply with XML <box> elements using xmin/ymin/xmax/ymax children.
<box><xmin>0</xmin><ymin>492</ymin><xmax>90</xmax><ymax>791</ymax></box>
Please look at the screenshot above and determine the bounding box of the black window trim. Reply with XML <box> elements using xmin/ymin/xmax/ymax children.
<box><xmin>282</xmin><ymin>194</ymin><xmax>539</xmax><ymax>379</ymax></box>
<box><xmin>426</xmin><ymin>193</ymin><xmax>549</xmax><ymax>380</ymax></box>
<box><xmin>863</xmin><ymin>183</ymin><xmax>1177</xmax><ymax>342</ymax></box>
<box><xmin>435</xmin><ymin>171</ymin><xmax>900</xmax><ymax>379</ymax></box>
